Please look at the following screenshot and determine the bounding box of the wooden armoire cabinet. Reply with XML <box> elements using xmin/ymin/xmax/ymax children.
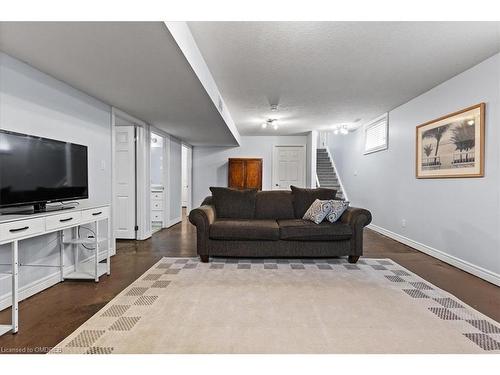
<box><xmin>228</xmin><ymin>158</ymin><xmax>263</xmax><ymax>190</ymax></box>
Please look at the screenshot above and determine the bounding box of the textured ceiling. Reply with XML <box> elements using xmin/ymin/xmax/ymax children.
<box><xmin>0</xmin><ymin>22</ymin><xmax>239</xmax><ymax>146</ymax></box>
<box><xmin>188</xmin><ymin>22</ymin><xmax>500</xmax><ymax>135</ymax></box>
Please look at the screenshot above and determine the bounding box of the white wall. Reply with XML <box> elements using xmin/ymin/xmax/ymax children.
<box><xmin>169</xmin><ymin>136</ymin><xmax>182</xmax><ymax>223</ymax></box>
<box><xmin>329</xmin><ymin>53</ymin><xmax>500</xmax><ymax>285</ymax></box>
<box><xmin>0</xmin><ymin>52</ymin><xmax>112</xmax><ymax>306</ymax></box>
<box><xmin>192</xmin><ymin>135</ymin><xmax>309</xmax><ymax>206</ymax></box>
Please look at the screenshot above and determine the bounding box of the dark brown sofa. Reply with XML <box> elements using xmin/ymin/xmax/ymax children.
<box><xmin>189</xmin><ymin>190</ymin><xmax>372</xmax><ymax>263</ymax></box>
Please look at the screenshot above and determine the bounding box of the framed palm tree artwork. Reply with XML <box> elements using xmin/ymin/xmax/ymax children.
<box><xmin>416</xmin><ymin>103</ymin><xmax>485</xmax><ymax>178</ymax></box>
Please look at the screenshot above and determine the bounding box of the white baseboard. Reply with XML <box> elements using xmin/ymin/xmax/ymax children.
<box><xmin>0</xmin><ymin>249</ymin><xmax>115</xmax><ymax>311</ymax></box>
<box><xmin>167</xmin><ymin>217</ymin><xmax>182</xmax><ymax>228</ymax></box>
<box><xmin>367</xmin><ymin>224</ymin><xmax>500</xmax><ymax>287</ymax></box>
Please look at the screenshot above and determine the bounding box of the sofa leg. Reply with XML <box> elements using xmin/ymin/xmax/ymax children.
<box><xmin>200</xmin><ymin>255</ymin><xmax>209</xmax><ymax>263</ymax></box>
<box><xmin>348</xmin><ymin>256</ymin><xmax>360</xmax><ymax>264</ymax></box>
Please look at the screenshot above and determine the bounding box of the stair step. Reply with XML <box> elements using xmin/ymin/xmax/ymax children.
<box><xmin>316</xmin><ymin>149</ymin><xmax>345</xmax><ymax>198</ymax></box>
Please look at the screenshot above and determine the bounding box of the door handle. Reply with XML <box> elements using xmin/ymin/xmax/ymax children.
<box><xmin>59</xmin><ymin>217</ymin><xmax>73</xmax><ymax>223</ymax></box>
<box><xmin>9</xmin><ymin>226</ymin><xmax>29</xmax><ymax>233</ymax></box>
<box><xmin>92</xmin><ymin>211</ymin><xmax>102</xmax><ymax>216</ymax></box>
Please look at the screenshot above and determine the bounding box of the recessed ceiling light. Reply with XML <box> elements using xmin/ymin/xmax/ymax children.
<box><xmin>273</xmin><ymin>122</ymin><xmax>279</xmax><ymax>130</ymax></box>
<box><xmin>261</xmin><ymin>122</ymin><xmax>268</xmax><ymax>129</ymax></box>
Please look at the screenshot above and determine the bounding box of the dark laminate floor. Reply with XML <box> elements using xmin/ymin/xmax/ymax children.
<box><xmin>0</xmin><ymin>212</ymin><xmax>499</xmax><ymax>353</ymax></box>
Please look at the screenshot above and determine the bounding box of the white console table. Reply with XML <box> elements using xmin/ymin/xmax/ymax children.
<box><xmin>0</xmin><ymin>204</ymin><xmax>111</xmax><ymax>336</ymax></box>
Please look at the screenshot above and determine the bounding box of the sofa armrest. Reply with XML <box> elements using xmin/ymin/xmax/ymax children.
<box><xmin>339</xmin><ymin>207</ymin><xmax>372</xmax><ymax>228</ymax></box>
<box><xmin>189</xmin><ymin>205</ymin><xmax>216</xmax><ymax>226</ymax></box>
<box><xmin>339</xmin><ymin>207</ymin><xmax>372</xmax><ymax>256</ymax></box>
<box><xmin>188</xmin><ymin>204</ymin><xmax>216</xmax><ymax>257</ymax></box>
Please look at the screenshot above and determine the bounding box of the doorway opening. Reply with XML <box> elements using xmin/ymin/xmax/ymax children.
<box><xmin>181</xmin><ymin>144</ymin><xmax>192</xmax><ymax>217</ymax></box>
<box><xmin>150</xmin><ymin>132</ymin><xmax>165</xmax><ymax>233</ymax></box>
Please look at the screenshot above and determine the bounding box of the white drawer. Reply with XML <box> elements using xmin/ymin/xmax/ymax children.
<box><xmin>151</xmin><ymin>192</ymin><xmax>163</xmax><ymax>200</ymax></box>
<box><xmin>0</xmin><ymin>218</ymin><xmax>45</xmax><ymax>242</ymax></box>
<box><xmin>82</xmin><ymin>206</ymin><xmax>110</xmax><ymax>222</ymax></box>
<box><xmin>151</xmin><ymin>212</ymin><xmax>163</xmax><ymax>221</ymax></box>
<box><xmin>45</xmin><ymin>211</ymin><xmax>82</xmax><ymax>231</ymax></box>
<box><xmin>151</xmin><ymin>200</ymin><xmax>163</xmax><ymax>210</ymax></box>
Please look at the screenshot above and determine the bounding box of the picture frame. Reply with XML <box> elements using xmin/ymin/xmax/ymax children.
<box><xmin>416</xmin><ymin>103</ymin><xmax>485</xmax><ymax>179</ymax></box>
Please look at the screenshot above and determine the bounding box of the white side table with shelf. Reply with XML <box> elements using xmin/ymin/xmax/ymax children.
<box><xmin>0</xmin><ymin>204</ymin><xmax>111</xmax><ymax>336</ymax></box>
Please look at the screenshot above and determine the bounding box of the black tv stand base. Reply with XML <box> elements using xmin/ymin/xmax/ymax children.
<box><xmin>33</xmin><ymin>202</ymin><xmax>47</xmax><ymax>213</ymax></box>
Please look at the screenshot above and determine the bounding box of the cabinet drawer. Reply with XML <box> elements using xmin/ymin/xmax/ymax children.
<box><xmin>82</xmin><ymin>207</ymin><xmax>110</xmax><ymax>222</ymax></box>
<box><xmin>151</xmin><ymin>192</ymin><xmax>163</xmax><ymax>200</ymax></box>
<box><xmin>45</xmin><ymin>212</ymin><xmax>82</xmax><ymax>231</ymax></box>
<box><xmin>0</xmin><ymin>218</ymin><xmax>45</xmax><ymax>242</ymax></box>
<box><xmin>151</xmin><ymin>212</ymin><xmax>163</xmax><ymax>221</ymax></box>
<box><xmin>151</xmin><ymin>200</ymin><xmax>163</xmax><ymax>210</ymax></box>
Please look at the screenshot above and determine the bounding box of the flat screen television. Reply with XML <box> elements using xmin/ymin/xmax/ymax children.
<box><xmin>0</xmin><ymin>130</ymin><xmax>88</xmax><ymax>212</ymax></box>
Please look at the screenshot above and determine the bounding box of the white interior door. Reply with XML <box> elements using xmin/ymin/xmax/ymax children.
<box><xmin>114</xmin><ymin>126</ymin><xmax>136</xmax><ymax>239</ymax></box>
<box><xmin>272</xmin><ymin>145</ymin><xmax>306</xmax><ymax>190</ymax></box>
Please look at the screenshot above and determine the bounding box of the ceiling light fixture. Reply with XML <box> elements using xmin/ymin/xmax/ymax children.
<box><xmin>332</xmin><ymin>124</ymin><xmax>349</xmax><ymax>135</ymax></box>
<box><xmin>261</xmin><ymin>118</ymin><xmax>278</xmax><ymax>130</ymax></box>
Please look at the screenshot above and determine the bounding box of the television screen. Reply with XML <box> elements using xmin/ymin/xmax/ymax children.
<box><xmin>0</xmin><ymin>130</ymin><xmax>88</xmax><ymax>208</ymax></box>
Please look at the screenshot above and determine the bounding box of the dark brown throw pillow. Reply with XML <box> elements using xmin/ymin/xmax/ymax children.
<box><xmin>209</xmin><ymin>187</ymin><xmax>257</xmax><ymax>219</ymax></box>
<box><xmin>290</xmin><ymin>186</ymin><xmax>337</xmax><ymax>218</ymax></box>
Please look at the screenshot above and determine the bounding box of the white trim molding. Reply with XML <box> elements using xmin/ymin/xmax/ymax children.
<box><xmin>167</xmin><ymin>217</ymin><xmax>182</xmax><ymax>228</ymax></box>
<box><xmin>368</xmin><ymin>224</ymin><xmax>500</xmax><ymax>287</ymax></box>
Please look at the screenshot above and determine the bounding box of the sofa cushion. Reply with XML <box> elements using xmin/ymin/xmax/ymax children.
<box><xmin>278</xmin><ymin>219</ymin><xmax>352</xmax><ymax>241</ymax></box>
<box><xmin>290</xmin><ymin>186</ymin><xmax>337</xmax><ymax>218</ymax></box>
<box><xmin>255</xmin><ymin>191</ymin><xmax>295</xmax><ymax>219</ymax></box>
<box><xmin>210</xmin><ymin>219</ymin><xmax>279</xmax><ymax>241</ymax></box>
<box><xmin>209</xmin><ymin>187</ymin><xmax>257</xmax><ymax>219</ymax></box>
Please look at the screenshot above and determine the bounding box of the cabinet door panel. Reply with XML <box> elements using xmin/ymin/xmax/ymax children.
<box><xmin>245</xmin><ymin>160</ymin><xmax>262</xmax><ymax>190</ymax></box>
<box><xmin>228</xmin><ymin>159</ymin><xmax>246</xmax><ymax>189</ymax></box>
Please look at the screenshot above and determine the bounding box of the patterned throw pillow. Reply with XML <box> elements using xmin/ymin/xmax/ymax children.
<box><xmin>326</xmin><ymin>200</ymin><xmax>350</xmax><ymax>223</ymax></box>
<box><xmin>303</xmin><ymin>199</ymin><xmax>335</xmax><ymax>224</ymax></box>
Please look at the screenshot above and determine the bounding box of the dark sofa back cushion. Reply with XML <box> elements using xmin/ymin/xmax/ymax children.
<box><xmin>290</xmin><ymin>186</ymin><xmax>337</xmax><ymax>218</ymax></box>
<box><xmin>209</xmin><ymin>187</ymin><xmax>257</xmax><ymax>219</ymax></box>
<box><xmin>255</xmin><ymin>191</ymin><xmax>295</xmax><ymax>220</ymax></box>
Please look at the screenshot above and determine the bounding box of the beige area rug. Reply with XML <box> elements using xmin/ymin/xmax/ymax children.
<box><xmin>51</xmin><ymin>257</ymin><xmax>500</xmax><ymax>354</ymax></box>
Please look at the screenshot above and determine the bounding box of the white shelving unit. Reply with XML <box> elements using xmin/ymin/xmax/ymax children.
<box><xmin>0</xmin><ymin>204</ymin><xmax>111</xmax><ymax>336</ymax></box>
